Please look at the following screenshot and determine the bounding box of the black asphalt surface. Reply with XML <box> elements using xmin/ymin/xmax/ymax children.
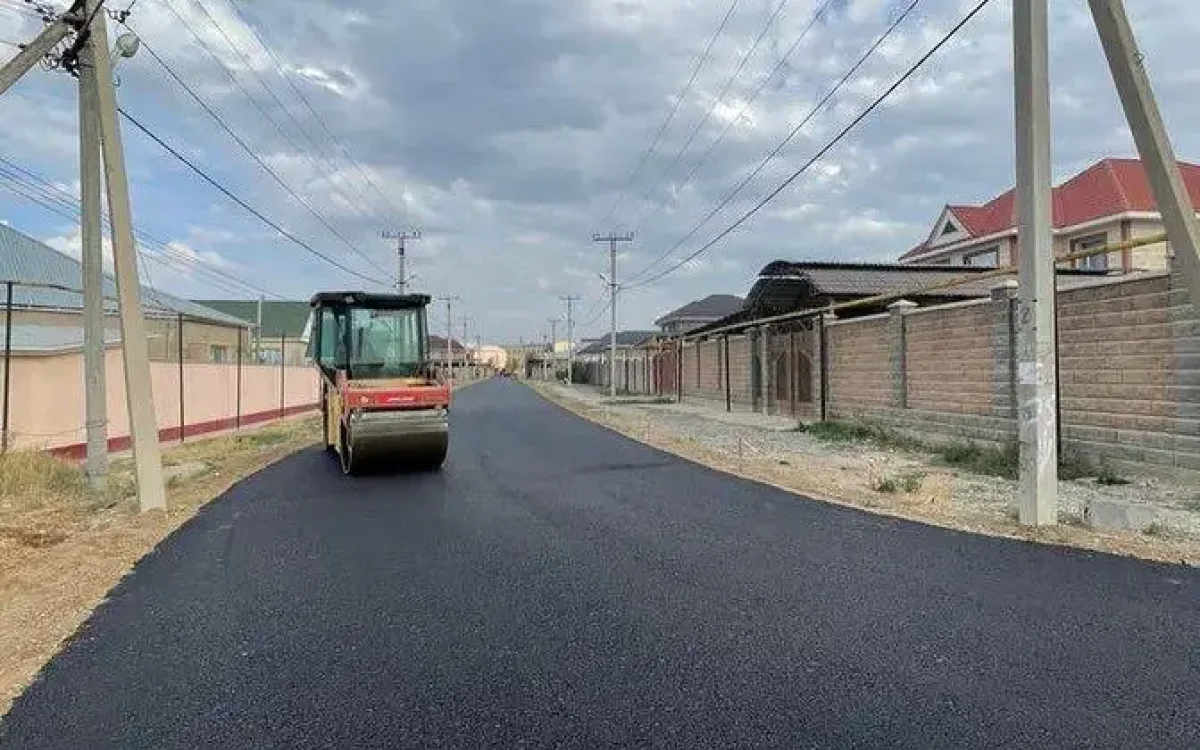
<box><xmin>2</xmin><ymin>378</ymin><xmax>1199</xmax><ymax>748</ymax></box>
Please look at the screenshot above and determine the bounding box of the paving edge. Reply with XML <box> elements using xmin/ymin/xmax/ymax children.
<box><xmin>526</xmin><ymin>382</ymin><xmax>1200</xmax><ymax>569</ymax></box>
<box><xmin>0</xmin><ymin>424</ymin><xmax>320</xmax><ymax>719</ymax></box>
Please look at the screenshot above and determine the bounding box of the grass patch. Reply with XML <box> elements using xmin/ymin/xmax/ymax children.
<box><xmin>0</xmin><ymin>450</ymin><xmax>132</xmax><ymax>513</ymax></box>
<box><xmin>938</xmin><ymin>440</ymin><xmax>1019</xmax><ymax>480</ymax></box>
<box><xmin>1142</xmin><ymin>522</ymin><xmax>1169</xmax><ymax>538</ymax></box>
<box><xmin>872</xmin><ymin>472</ymin><xmax>924</xmax><ymax>494</ymax></box>
<box><xmin>802</xmin><ymin>420</ymin><xmax>923</xmax><ymax>452</ymax></box>
<box><xmin>1095</xmin><ymin>464</ymin><xmax>1131</xmax><ymax>486</ymax></box>
<box><xmin>232</xmin><ymin>430</ymin><xmax>289</xmax><ymax>448</ymax></box>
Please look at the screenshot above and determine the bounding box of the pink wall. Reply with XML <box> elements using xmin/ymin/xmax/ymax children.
<box><xmin>4</xmin><ymin>348</ymin><xmax>318</xmax><ymax>452</ymax></box>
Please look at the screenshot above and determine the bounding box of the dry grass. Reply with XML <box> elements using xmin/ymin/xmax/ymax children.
<box><xmin>532</xmin><ymin>384</ymin><xmax>1200</xmax><ymax>570</ymax></box>
<box><xmin>0</xmin><ymin>415</ymin><xmax>318</xmax><ymax>717</ymax></box>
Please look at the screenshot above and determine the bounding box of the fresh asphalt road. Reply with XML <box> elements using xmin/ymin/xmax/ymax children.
<box><xmin>2</xmin><ymin>379</ymin><xmax>1199</xmax><ymax>749</ymax></box>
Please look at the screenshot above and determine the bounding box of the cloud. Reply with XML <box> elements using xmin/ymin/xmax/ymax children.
<box><xmin>0</xmin><ymin>0</ymin><xmax>1197</xmax><ymax>342</ymax></box>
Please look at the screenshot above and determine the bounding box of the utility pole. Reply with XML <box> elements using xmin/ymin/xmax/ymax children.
<box><xmin>79</xmin><ymin>23</ymin><xmax>106</xmax><ymax>494</ymax></box>
<box><xmin>437</xmin><ymin>295</ymin><xmax>458</xmax><ymax>382</ymax></box>
<box><xmin>76</xmin><ymin>0</ymin><xmax>166</xmax><ymax>511</ymax></box>
<box><xmin>1013</xmin><ymin>0</ymin><xmax>1057</xmax><ymax>526</ymax></box>
<box><xmin>548</xmin><ymin>317</ymin><xmax>559</xmax><ymax>382</ymax></box>
<box><xmin>1088</xmin><ymin>0</ymin><xmax>1200</xmax><ymax>310</ymax></box>
<box><xmin>462</xmin><ymin>315</ymin><xmax>471</xmax><ymax>380</ymax></box>
<box><xmin>381</xmin><ymin>229</ymin><xmax>421</xmax><ymax>294</ymax></box>
<box><xmin>593</xmin><ymin>231</ymin><xmax>634</xmax><ymax>397</ymax></box>
<box><xmin>560</xmin><ymin>295</ymin><xmax>579</xmax><ymax>385</ymax></box>
<box><xmin>255</xmin><ymin>295</ymin><xmax>263</xmax><ymax>363</ymax></box>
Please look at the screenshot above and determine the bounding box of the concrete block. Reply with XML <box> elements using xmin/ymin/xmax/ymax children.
<box><xmin>1084</xmin><ymin>498</ymin><xmax>1169</xmax><ymax>534</ymax></box>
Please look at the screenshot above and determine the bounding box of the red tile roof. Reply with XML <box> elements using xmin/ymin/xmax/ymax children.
<box><xmin>901</xmin><ymin>158</ymin><xmax>1200</xmax><ymax>261</ymax></box>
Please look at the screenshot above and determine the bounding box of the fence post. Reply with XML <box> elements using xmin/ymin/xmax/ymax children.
<box><xmin>789</xmin><ymin>330</ymin><xmax>798</xmax><ymax>417</ymax></box>
<box><xmin>819</xmin><ymin>313</ymin><xmax>834</xmax><ymax>422</ymax></box>
<box><xmin>177</xmin><ymin>312</ymin><xmax>185</xmax><ymax>442</ymax></box>
<box><xmin>2</xmin><ymin>282</ymin><xmax>12</xmax><ymax>453</ymax></box>
<box><xmin>676</xmin><ymin>342</ymin><xmax>683</xmax><ymax>402</ymax></box>
<box><xmin>279</xmin><ymin>332</ymin><xmax>286</xmax><ymax>419</ymax></box>
<box><xmin>888</xmin><ymin>300</ymin><xmax>917</xmax><ymax>410</ymax></box>
<box><xmin>991</xmin><ymin>280</ymin><xmax>1020</xmax><ymax>426</ymax></box>
<box><xmin>724</xmin><ymin>335</ymin><xmax>732</xmax><ymax>412</ymax></box>
<box><xmin>235</xmin><ymin>328</ymin><xmax>242</xmax><ymax>430</ymax></box>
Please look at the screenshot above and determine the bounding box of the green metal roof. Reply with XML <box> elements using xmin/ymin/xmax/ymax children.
<box><xmin>193</xmin><ymin>299</ymin><xmax>313</xmax><ymax>338</ymax></box>
<box><xmin>0</xmin><ymin>223</ymin><xmax>250</xmax><ymax>328</ymax></box>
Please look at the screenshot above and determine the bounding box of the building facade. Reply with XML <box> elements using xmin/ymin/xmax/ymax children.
<box><xmin>900</xmin><ymin>158</ymin><xmax>1200</xmax><ymax>273</ymax></box>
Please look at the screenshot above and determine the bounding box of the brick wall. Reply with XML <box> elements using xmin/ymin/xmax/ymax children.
<box><xmin>904</xmin><ymin>301</ymin><xmax>994</xmax><ymax>416</ymax></box>
<box><xmin>827</xmin><ymin>316</ymin><xmax>890</xmax><ymax>415</ymax></box>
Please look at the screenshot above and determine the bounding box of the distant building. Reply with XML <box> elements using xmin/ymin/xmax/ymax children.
<box><xmin>193</xmin><ymin>299</ymin><xmax>312</xmax><ymax>366</ymax></box>
<box><xmin>654</xmin><ymin>294</ymin><xmax>744</xmax><ymax>335</ymax></box>
<box><xmin>0</xmin><ymin>223</ymin><xmax>250</xmax><ymax>363</ymax></box>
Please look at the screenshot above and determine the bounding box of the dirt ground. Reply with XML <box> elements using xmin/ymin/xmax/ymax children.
<box><xmin>0</xmin><ymin>416</ymin><xmax>320</xmax><ymax>716</ymax></box>
<box><xmin>533</xmin><ymin>383</ymin><xmax>1200</xmax><ymax>569</ymax></box>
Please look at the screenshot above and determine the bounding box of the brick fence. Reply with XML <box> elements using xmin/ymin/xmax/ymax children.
<box><xmin>579</xmin><ymin>259</ymin><xmax>1200</xmax><ymax>475</ymax></box>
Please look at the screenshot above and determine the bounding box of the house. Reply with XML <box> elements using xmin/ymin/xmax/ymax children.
<box><xmin>654</xmin><ymin>294</ymin><xmax>744</xmax><ymax>335</ymax></box>
<box><xmin>193</xmin><ymin>299</ymin><xmax>312</xmax><ymax>366</ymax></box>
<box><xmin>685</xmin><ymin>260</ymin><xmax>1103</xmax><ymax>337</ymax></box>
<box><xmin>576</xmin><ymin>330</ymin><xmax>658</xmax><ymax>360</ymax></box>
<box><xmin>899</xmin><ymin>157</ymin><xmax>1200</xmax><ymax>272</ymax></box>
<box><xmin>428</xmin><ymin>335</ymin><xmax>472</xmax><ymax>366</ymax></box>
<box><xmin>0</xmin><ymin>223</ymin><xmax>251</xmax><ymax>363</ymax></box>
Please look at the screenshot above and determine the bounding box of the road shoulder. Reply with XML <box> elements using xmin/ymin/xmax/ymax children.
<box><xmin>530</xmin><ymin>382</ymin><xmax>1200</xmax><ymax>568</ymax></box>
<box><xmin>0</xmin><ymin>417</ymin><xmax>318</xmax><ymax>717</ymax></box>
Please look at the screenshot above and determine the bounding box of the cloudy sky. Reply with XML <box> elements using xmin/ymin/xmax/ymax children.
<box><xmin>0</xmin><ymin>0</ymin><xmax>1197</xmax><ymax>343</ymax></box>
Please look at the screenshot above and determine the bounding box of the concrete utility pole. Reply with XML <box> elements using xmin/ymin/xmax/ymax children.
<box><xmin>1013</xmin><ymin>0</ymin><xmax>1057</xmax><ymax>526</ymax></box>
<box><xmin>381</xmin><ymin>229</ymin><xmax>421</xmax><ymax>294</ymax></box>
<box><xmin>76</xmin><ymin>0</ymin><xmax>167</xmax><ymax>510</ymax></box>
<box><xmin>548</xmin><ymin>318</ymin><xmax>559</xmax><ymax>381</ymax></box>
<box><xmin>79</xmin><ymin>27</ymin><xmax>106</xmax><ymax>493</ymax></box>
<box><xmin>0</xmin><ymin>19</ymin><xmax>72</xmax><ymax>97</ymax></box>
<box><xmin>437</xmin><ymin>295</ymin><xmax>458</xmax><ymax>381</ymax></box>
<box><xmin>593</xmin><ymin>232</ymin><xmax>634</xmax><ymax>397</ymax></box>
<box><xmin>1088</xmin><ymin>0</ymin><xmax>1200</xmax><ymax>310</ymax></box>
<box><xmin>462</xmin><ymin>315</ymin><xmax>471</xmax><ymax>379</ymax></box>
<box><xmin>560</xmin><ymin>295</ymin><xmax>579</xmax><ymax>385</ymax></box>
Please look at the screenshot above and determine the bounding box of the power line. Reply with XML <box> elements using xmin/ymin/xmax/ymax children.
<box><xmin>624</xmin><ymin>0</ymin><xmax>921</xmax><ymax>287</ymax></box>
<box><xmin>183</xmin><ymin>0</ymin><xmax>389</xmax><ymax>224</ymax></box>
<box><xmin>626</xmin><ymin>0</ymin><xmax>791</xmax><ymax>230</ymax></box>
<box><xmin>628</xmin><ymin>0</ymin><xmax>837</xmax><ymax>239</ymax></box>
<box><xmin>0</xmin><ymin>157</ymin><xmax>286</xmax><ymax>299</ymax></box>
<box><xmin>627</xmin><ymin>0</ymin><xmax>992</xmax><ymax>290</ymax></box>
<box><xmin>598</xmin><ymin>0</ymin><xmax>743</xmax><ymax>229</ymax></box>
<box><xmin>0</xmin><ymin>171</ymin><xmax>265</xmax><ymax>299</ymax></box>
<box><xmin>127</xmin><ymin>30</ymin><xmax>390</xmax><ymax>277</ymax></box>
<box><xmin>217</xmin><ymin>0</ymin><xmax>410</xmax><ymax>222</ymax></box>
<box><xmin>156</xmin><ymin>0</ymin><xmax>378</xmax><ymax>226</ymax></box>
<box><xmin>117</xmin><ymin>107</ymin><xmax>382</xmax><ymax>285</ymax></box>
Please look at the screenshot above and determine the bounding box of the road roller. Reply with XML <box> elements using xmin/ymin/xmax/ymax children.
<box><xmin>308</xmin><ymin>291</ymin><xmax>451</xmax><ymax>475</ymax></box>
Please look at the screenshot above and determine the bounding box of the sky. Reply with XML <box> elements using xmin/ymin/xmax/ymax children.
<box><xmin>0</xmin><ymin>0</ymin><xmax>1198</xmax><ymax>344</ymax></box>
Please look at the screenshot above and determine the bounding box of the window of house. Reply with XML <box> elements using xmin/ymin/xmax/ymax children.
<box><xmin>940</xmin><ymin>220</ymin><xmax>957</xmax><ymax>236</ymax></box>
<box><xmin>210</xmin><ymin>345</ymin><xmax>228</xmax><ymax>363</ymax></box>
<box><xmin>1072</xmin><ymin>232</ymin><xmax>1109</xmax><ymax>271</ymax></box>
<box><xmin>963</xmin><ymin>245</ymin><xmax>1000</xmax><ymax>267</ymax></box>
